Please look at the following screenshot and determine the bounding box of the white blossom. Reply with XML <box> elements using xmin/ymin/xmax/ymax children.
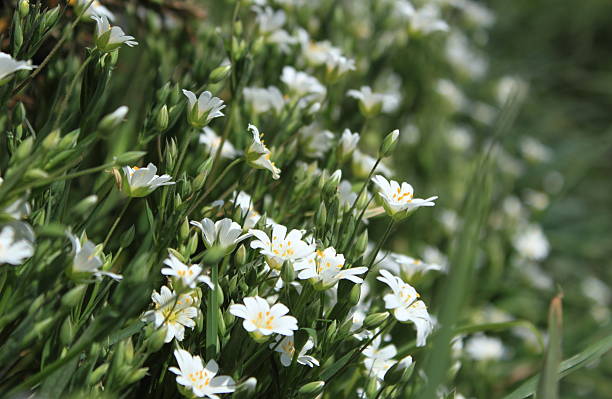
<box><xmin>229</xmin><ymin>296</ymin><xmax>298</xmax><ymax>342</ymax></box>
<box><xmin>170</xmin><ymin>349</ymin><xmax>236</xmax><ymax>398</ymax></box>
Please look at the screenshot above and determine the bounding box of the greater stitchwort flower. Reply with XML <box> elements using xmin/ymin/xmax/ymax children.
<box><xmin>372</xmin><ymin>175</ymin><xmax>437</xmax><ymax>220</ymax></box>
<box><xmin>377</xmin><ymin>270</ymin><xmax>433</xmax><ymax>346</ymax></box>
<box><xmin>191</xmin><ymin>218</ymin><xmax>249</xmax><ymax>260</ymax></box>
<box><xmin>271</xmin><ymin>336</ymin><xmax>319</xmax><ymax>367</ymax></box>
<box><xmin>229</xmin><ymin>296</ymin><xmax>298</xmax><ymax>342</ymax></box>
<box><xmin>0</xmin><ymin>52</ymin><xmax>36</xmax><ymax>84</ymax></box>
<box><xmin>245</xmin><ymin>124</ymin><xmax>281</xmax><ymax>180</ymax></box>
<box><xmin>122</xmin><ymin>163</ymin><xmax>174</xmax><ymax>197</ymax></box>
<box><xmin>199</xmin><ymin>127</ymin><xmax>238</xmax><ymax>159</ymax></box>
<box><xmin>0</xmin><ymin>224</ymin><xmax>34</xmax><ymax>265</ymax></box>
<box><xmin>249</xmin><ymin>224</ymin><xmax>314</xmax><ymax>270</ymax></box>
<box><xmin>145</xmin><ymin>286</ymin><xmax>198</xmax><ymax>343</ymax></box>
<box><xmin>183</xmin><ymin>90</ymin><xmax>226</xmax><ymax>128</ymax></box>
<box><xmin>294</xmin><ymin>247</ymin><xmax>368</xmax><ymax>290</ymax></box>
<box><xmin>162</xmin><ymin>253</ymin><xmax>213</xmax><ymax>289</ymax></box>
<box><xmin>91</xmin><ymin>16</ymin><xmax>138</xmax><ymax>52</ymax></box>
<box><xmin>170</xmin><ymin>349</ymin><xmax>236</xmax><ymax>398</ymax></box>
<box><xmin>347</xmin><ymin>86</ymin><xmax>386</xmax><ymax>117</ymax></box>
<box><xmin>67</xmin><ymin>233</ymin><xmax>122</xmax><ymax>280</ymax></box>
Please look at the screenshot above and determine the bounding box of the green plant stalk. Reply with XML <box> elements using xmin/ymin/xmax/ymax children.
<box><xmin>206</xmin><ymin>262</ymin><xmax>220</xmax><ymax>359</ymax></box>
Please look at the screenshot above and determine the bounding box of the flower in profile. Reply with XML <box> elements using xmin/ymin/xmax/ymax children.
<box><xmin>249</xmin><ymin>223</ymin><xmax>314</xmax><ymax>270</ymax></box>
<box><xmin>182</xmin><ymin>90</ymin><xmax>226</xmax><ymax>129</ymax></box>
<box><xmin>271</xmin><ymin>336</ymin><xmax>319</xmax><ymax>367</ymax></box>
<box><xmin>191</xmin><ymin>218</ymin><xmax>249</xmax><ymax>261</ymax></box>
<box><xmin>162</xmin><ymin>253</ymin><xmax>213</xmax><ymax>289</ymax></box>
<box><xmin>67</xmin><ymin>232</ymin><xmax>122</xmax><ymax>280</ymax></box>
<box><xmin>73</xmin><ymin>0</ymin><xmax>115</xmax><ymax>21</ymax></box>
<box><xmin>145</xmin><ymin>286</ymin><xmax>198</xmax><ymax>343</ymax></box>
<box><xmin>347</xmin><ymin>86</ymin><xmax>386</xmax><ymax>117</ymax></box>
<box><xmin>337</xmin><ymin>129</ymin><xmax>360</xmax><ymax>162</ymax></box>
<box><xmin>299</xmin><ymin>124</ymin><xmax>334</xmax><ymax>159</ymax></box>
<box><xmin>513</xmin><ymin>224</ymin><xmax>550</xmax><ymax>261</ymax></box>
<box><xmin>91</xmin><ymin>16</ymin><xmax>138</xmax><ymax>53</ymax></box>
<box><xmin>253</xmin><ymin>6</ymin><xmax>286</xmax><ymax>35</ymax></box>
<box><xmin>396</xmin><ymin>2</ymin><xmax>449</xmax><ymax>35</ymax></box>
<box><xmin>281</xmin><ymin>66</ymin><xmax>326</xmax><ymax>104</ymax></box>
<box><xmin>0</xmin><ymin>52</ymin><xmax>36</xmax><ymax>84</ymax></box>
<box><xmin>363</xmin><ymin>336</ymin><xmax>397</xmax><ymax>380</ymax></box>
<box><xmin>229</xmin><ymin>296</ymin><xmax>298</xmax><ymax>342</ymax></box>
<box><xmin>389</xmin><ymin>253</ymin><xmax>444</xmax><ymax>282</ymax></box>
<box><xmin>122</xmin><ymin>163</ymin><xmax>174</xmax><ymax>197</ymax></box>
<box><xmin>294</xmin><ymin>247</ymin><xmax>367</xmax><ymax>290</ymax></box>
<box><xmin>372</xmin><ymin>175</ymin><xmax>437</xmax><ymax>220</ymax></box>
<box><xmin>245</xmin><ymin>124</ymin><xmax>281</xmax><ymax>180</ymax></box>
<box><xmin>199</xmin><ymin>127</ymin><xmax>238</xmax><ymax>159</ymax></box>
<box><xmin>325</xmin><ymin>52</ymin><xmax>356</xmax><ymax>81</ymax></box>
<box><xmin>0</xmin><ymin>224</ymin><xmax>34</xmax><ymax>265</ymax></box>
<box><xmin>243</xmin><ymin>86</ymin><xmax>285</xmax><ymax>114</ymax></box>
<box><xmin>377</xmin><ymin>270</ymin><xmax>433</xmax><ymax>347</ymax></box>
<box><xmin>170</xmin><ymin>349</ymin><xmax>236</xmax><ymax>398</ymax></box>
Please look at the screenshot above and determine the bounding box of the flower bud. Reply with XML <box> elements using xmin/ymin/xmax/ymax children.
<box><xmin>14</xmin><ymin>102</ymin><xmax>26</xmax><ymax>124</ymax></box>
<box><xmin>120</xmin><ymin>225</ymin><xmax>136</xmax><ymax>248</ymax></box>
<box><xmin>19</xmin><ymin>0</ymin><xmax>30</xmax><ymax>17</ymax></box>
<box><xmin>156</xmin><ymin>105</ymin><xmax>169</xmax><ymax>132</ymax></box>
<box><xmin>179</xmin><ymin>218</ymin><xmax>190</xmax><ymax>241</ymax></box>
<box><xmin>73</xmin><ymin>195</ymin><xmax>98</xmax><ymax>217</ymax></box>
<box><xmin>61</xmin><ymin>285</ymin><xmax>87</xmax><ymax>308</ymax></box>
<box><xmin>315</xmin><ymin>202</ymin><xmax>327</xmax><ymax>230</ymax></box>
<box><xmin>126</xmin><ymin>367</ymin><xmax>148</xmax><ymax>384</ymax></box>
<box><xmin>87</xmin><ymin>363</ymin><xmax>109</xmax><ymax>386</ymax></box>
<box><xmin>325</xmin><ymin>320</ymin><xmax>337</xmax><ymax>343</ymax></box>
<box><xmin>235</xmin><ymin>244</ymin><xmax>247</xmax><ymax>266</ymax></box>
<box><xmin>384</xmin><ymin>355</ymin><xmax>414</xmax><ymax>386</ymax></box>
<box><xmin>298</xmin><ymin>381</ymin><xmax>325</xmax><ymax>397</ymax></box>
<box><xmin>13</xmin><ymin>137</ymin><xmax>33</xmax><ymax>162</ymax></box>
<box><xmin>209</xmin><ymin>64</ymin><xmax>232</xmax><ymax>83</ymax></box>
<box><xmin>99</xmin><ymin>106</ymin><xmax>129</xmax><ymax>134</ymax></box>
<box><xmin>349</xmin><ymin>283</ymin><xmax>362</xmax><ymax>306</ymax></box>
<box><xmin>43</xmin><ymin>7</ymin><xmax>61</xmax><ymax>30</ymax></box>
<box><xmin>379</xmin><ymin>129</ymin><xmax>400</xmax><ymax>158</ymax></box>
<box><xmin>60</xmin><ymin>317</ymin><xmax>75</xmax><ymax>346</ymax></box>
<box><xmin>113</xmin><ymin>151</ymin><xmax>146</xmax><ymax>166</ymax></box>
<box><xmin>281</xmin><ymin>260</ymin><xmax>295</xmax><ymax>283</ymax></box>
<box><xmin>145</xmin><ymin>326</ymin><xmax>168</xmax><ymax>353</ymax></box>
<box><xmin>363</xmin><ymin>312</ymin><xmax>389</xmax><ymax>330</ymax></box>
<box><xmin>355</xmin><ymin>230</ymin><xmax>368</xmax><ymax>256</ymax></box>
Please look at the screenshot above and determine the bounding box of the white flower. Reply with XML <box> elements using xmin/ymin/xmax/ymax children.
<box><xmin>271</xmin><ymin>336</ymin><xmax>319</xmax><ymax>367</ymax></box>
<box><xmin>253</xmin><ymin>6</ymin><xmax>286</xmax><ymax>34</ymax></box>
<box><xmin>281</xmin><ymin>66</ymin><xmax>326</xmax><ymax>104</ymax></box>
<box><xmin>377</xmin><ymin>270</ymin><xmax>433</xmax><ymax>347</ymax></box>
<box><xmin>68</xmin><ymin>233</ymin><xmax>122</xmax><ymax>280</ymax></box>
<box><xmin>372</xmin><ymin>175</ymin><xmax>437</xmax><ymax>220</ymax></box>
<box><xmin>245</xmin><ymin>124</ymin><xmax>281</xmax><ymax>180</ymax></box>
<box><xmin>91</xmin><ymin>16</ymin><xmax>138</xmax><ymax>52</ymax></box>
<box><xmin>122</xmin><ymin>163</ymin><xmax>174</xmax><ymax>197</ymax></box>
<box><xmin>229</xmin><ymin>296</ymin><xmax>298</xmax><ymax>342</ymax></box>
<box><xmin>191</xmin><ymin>218</ymin><xmax>250</xmax><ymax>258</ymax></box>
<box><xmin>74</xmin><ymin>0</ymin><xmax>115</xmax><ymax>21</ymax></box>
<box><xmin>199</xmin><ymin>127</ymin><xmax>238</xmax><ymax>159</ymax></box>
<box><xmin>513</xmin><ymin>224</ymin><xmax>550</xmax><ymax>261</ymax></box>
<box><xmin>294</xmin><ymin>247</ymin><xmax>367</xmax><ymax>290</ymax></box>
<box><xmin>162</xmin><ymin>253</ymin><xmax>213</xmax><ymax>289</ymax></box>
<box><xmin>145</xmin><ymin>286</ymin><xmax>198</xmax><ymax>343</ymax></box>
<box><xmin>397</xmin><ymin>3</ymin><xmax>449</xmax><ymax>34</ymax></box>
<box><xmin>325</xmin><ymin>52</ymin><xmax>356</xmax><ymax>80</ymax></box>
<box><xmin>0</xmin><ymin>52</ymin><xmax>36</xmax><ymax>82</ymax></box>
<box><xmin>465</xmin><ymin>334</ymin><xmax>505</xmax><ymax>361</ymax></box>
<box><xmin>243</xmin><ymin>86</ymin><xmax>285</xmax><ymax>114</ymax></box>
<box><xmin>183</xmin><ymin>90</ymin><xmax>226</xmax><ymax>128</ymax></box>
<box><xmin>338</xmin><ymin>180</ymin><xmax>358</xmax><ymax>208</ymax></box>
<box><xmin>338</xmin><ymin>129</ymin><xmax>360</xmax><ymax>161</ymax></box>
<box><xmin>299</xmin><ymin>124</ymin><xmax>334</xmax><ymax>159</ymax></box>
<box><xmin>249</xmin><ymin>224</ymin><xmax>314</xmax><ymax>270</ymax></box>
<box><xmin>351</xmin><ymin>150</ymin><xmax>393</xmax><ymax>178</ymax></box>
<box><xmin>0</xmin><ymin>224</ymin><xmax>34</xmax><ymax>265</ymax></box>
<box><xmin>170</xmin><ymin>349</ymin><xmax>236</xmax><ymax>398</ymax></box>
<box><xmin>363</xmin><ymin>336</ymin><xmax>397</xmax><ymax>380</ymax></box>
<box><xmin>347</xmin><ymin>86</ymin><xmax>386</xmax><ymax>117</ymax></box>
<box><xmin>520</xmin><ymin>136</ymin><xmax>552</xmax><ymax>163</ymax></box>
<box><xmin>389</xmin><ymin>253</ymin><xmax>444</xmax><ymax>282</ymax></box>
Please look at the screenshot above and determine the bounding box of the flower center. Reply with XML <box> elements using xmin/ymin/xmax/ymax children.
<box><xmin>253</xmin><ymin>311</ymin><xmax>275</xmax><ymax>330</ymax></box>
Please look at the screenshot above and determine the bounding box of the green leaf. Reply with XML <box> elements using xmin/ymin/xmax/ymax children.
<box><xmin>321</xmin><ymin>349</ymin><xmax>355</xmax><ymax>381</ymax></box>
<box><xmin>537</xmin><ymin>294</ymin><xmax>563</xmax><ymax>399</ymax></box>
<box><xmin>503</xmin><ymin>330</ymin><xmax>612</xmax><ymax>399</ymax></box>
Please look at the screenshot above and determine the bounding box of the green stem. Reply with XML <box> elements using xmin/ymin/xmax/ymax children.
<box><xmin>52</xmin><ymin>53</ymin><xmax>94</xmax><ymax>130</ymax></box>
<box><xmin>364</xmin><ymin>219</ymin><xmax>396</xmax><ymax>277</ymax></box>
<box><xmin>206</xmin><ymin>262</ymin><xmax>220</xmax><ymax>359</ymax></box>
<box><xmin>102</xmin><ymin>198</ymin><xmax>132</xmax><ymax>249</ymax></box>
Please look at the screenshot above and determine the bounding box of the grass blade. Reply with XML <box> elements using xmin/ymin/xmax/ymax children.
<box><xmin>537</xmin><ymin>294</ymin><xmax>563</xmax><ymax>399</ymax></box>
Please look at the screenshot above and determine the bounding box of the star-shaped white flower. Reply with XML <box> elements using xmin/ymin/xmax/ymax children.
<box><xmin>377</xmin><ymin>270</ymin><xmax>433</xmax><ymax>347</ymax></box>
<box><xmin>389</xmin><ymin>253</ymin><xmax>444</xmax><ymax>281</ymax></box>
<box><xmin>372</xmin><ymin>175</ymin><xmax>437</xmax><ymax>220</ymax></box>
<box><xmin>338</xmin><ymin>128</ymin><xmax>360</xmax><ymax>161</ymax></box>
<box><xmin>183</xmin><ymin>90</ymin><xmax>226</xmax><ymax>128</ymax></box>
<box><xmin>0</xmin><ymin>52</ymin><xmax>36</xmax><ymax>83</ymax></box>
<box><xmin>0</xmin><ymin>224</ymin><xmax>34</xmax><ymax>265</ymax></box>
<box><xmin>162</xmin><ymin>253</ymin><xmax>213</xmax><ymax>289</ymax></box>
<box><xmin>122</xmin><ymin>163</ymin><xmax>174</xmax><ymax>197</ymax></box>
<box><xmin>249</xmin><ymin>223</ymin><xmax>314</xmax><ymax>270</ymax></box>
<box><xmin>271</xmin><ymin>336</ymin><xmax>319</xmax><ymax>368</ymax></box>
<box><xmin>145</xmin><ymin>286</ymin><xmax>198</xmax><ymax>343</ymax></box>
<box><xmin>243</xmin><ymin>86</ymin><xmax>285</xmax><ymax>114</ymax></box>
<box><xmin>199</xmin><ymin>127</ymin><xmax>238</xmax><ymax>159</ymax></box>
<box><xmin>67</xmin><ymin>232</ymin><xmax>122</xmax><ymax>280</ymax></box>
<box><xmin>294</xmin><ymin>247</ymin><xmax>367</xmax><ymax>290</ymax></box>
<box><xmin>363</xmin><ymin>335</ymin><xmax>397</xmax><ymax>380</ymax></box>
<box><xmin>91</xmin><ymin>16</ymin><xmax>138</xmax><ymax>53</ymax></box>
<box><xmin>169</xmin><ymin>349</ymin><xmax>236</xmax><ymax>398</ymax></box>
<box><xmin>347</xmin><ymin>86</ymin><xmax>386</xmax><ymax>117</ymax></box>
<box><xmin>190</xmin><ymin>218</ymin><xmax>250</xmax><ymax>257</ymax></box>
<box><xmin>229</xmin><ymin>296</ymin><xmax>298</xmax><ymax>342</ymax></box>
<box><xmin>245</xmin><ymin>124</ymin><xmax>281</xmax><ymax>180</ymax></box>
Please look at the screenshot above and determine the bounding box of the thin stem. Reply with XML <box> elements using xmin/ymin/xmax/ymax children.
<box><xmin>206</xmin><ymin>262</ymin><xmax>220</xmax><ymax>359</ymax></box>
<box><xmin>52</xmin><ymin>53</ymin><xmax>94</xmax><ymax>130</ymax></box>
<box><xmin>364</xmin><ymin>219</ymin><xmax>396</xmax><ymax>277</ymax></box>
<box><xmin>102</xmin><ymin>198</ymin><xmax>132</xmax><ymax>249</ymax></box>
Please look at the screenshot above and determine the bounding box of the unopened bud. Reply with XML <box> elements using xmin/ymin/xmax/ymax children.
<box><xmin>281</xmin><ymin>260</ymin><xmax>295</xmax><ymax>283</ymax></box>
<box><xmin>99</xmin><ymin>106</ymin><xmax>129</xmax><ymax>134</ymax></box>
<box><xmin>62</xmin><ymin>285</ymin><xmax>87</xmax><ymax>308</ymax></box>
<box><xmin>298</xmin><ymin>381</ymin><xmax>325</xmax><ymax>397</ymax></box>
<box><xmin>146</xmin><ymin>326</ymin><xmax>168</xmax><ymax>352</ymax></box>
<box><xmin>379</xmin><ymin>129</ymin><xmax>400</xmax><ymax>158</ymax></box>
<box><xmin>384</xmin><ymin>355</ymin><xmax>414</xmax><ymax>385</ymax></box>
<box><xmin>156</xmin><ymin>105</ymin><xmax>169</xmax><ymax>132</ymax></box>
<box><xmin>60</xmin><ymin>317</ymin><xmax>75</xmax><ymax>346</ymax></box>
<box><xmin>120</xmin><ymin>225</ymin><xmax>136</xmax><ymax>248</ymax></box>
<box><xmin>114</xmin><ymin>151</ymin><xmax>146</xmax><ymax>166</ymax></box>
<box><xmin>363</xmin><ymin>312</ymin><xmax>389</xmax><ymax>330</ymax></box>
<box><xmin>19</xmin><ymin>0</ymin><xmax>30</xmax><ymax>17</ymax></box>
<box><xmin>87</xmin><ymin>363</ymin><xmax>109</xmax><ymax>386</ymax></box>
<box><xmin>209</xmin><ymin>64</ymin><xmax>232</xmax><ymax>83</ymax></box>
<box><xmin>235</xmin><ymin>244</ymin><xmax>247</xmax><ymax>266</ymax></box>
